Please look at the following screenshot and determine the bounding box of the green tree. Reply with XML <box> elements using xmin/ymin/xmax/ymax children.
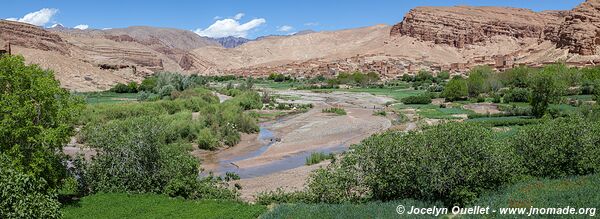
<box><xmin>139</xmin><ymin>76</ymin><xmax>158</xmax><ymax>91</ymax></box>
<box><xmin>594</xmin><ymin>80</ymin><xmax>600</xmax><ymax>102</ymax></box>
<box><xmin>0</xmin><ymin>55</ymin><xmax>83</xmax><ymax>189</ymax></box>
<box><xmin>441</xmin><ymin>77</ymin><xmax>468</xmax><ymax>101</ymax></box>
<box><xmin>466</xmin><ymin>66</ymin><xmax>492</xmax><ymax>97</ymax></box>
<box><xmin>437</xmin><ymin>71</ymin><xmax>450</xmax><ymax>80</ymax></box>
<box><xmin>529</xmin><ymin>68</ymin><xmax>564</xmax><ymax>118</ymax></box>
<box><xmin>366</xmin><ymin>72</ymin><xmax>380</xmax><ymax>84</ymax></box>
<box><xmin>501</xmin><ymin>66</ymin><xmax>531</xmax><ymax>88</ymax></box>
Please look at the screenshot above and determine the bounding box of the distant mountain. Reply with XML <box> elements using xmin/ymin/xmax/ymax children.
<box><xmin>214</xmin><ymin>36</ymin><xmax>251</xmax><ymax>48</ymax></box>
<box><xmin>293</xmin><ymin>30</ymin><xmax>316</xmax><ymax>35</ymax></box>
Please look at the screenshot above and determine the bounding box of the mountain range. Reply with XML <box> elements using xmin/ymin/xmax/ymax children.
<box><xmin>1</xmin><ymin>0</ymin><xmax>600</xmax><ymax>91</ymax></box>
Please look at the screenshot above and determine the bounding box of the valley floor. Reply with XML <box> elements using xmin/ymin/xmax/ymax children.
<box><xmin>195</xmin><ymin>90</ymin><xmax>393</xmax><ymax>201</ymax></box>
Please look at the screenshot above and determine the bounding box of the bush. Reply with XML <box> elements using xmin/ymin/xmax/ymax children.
<box><xmin>197</xmin><ymin>128</ymin><xmax>220</xmax><ymax>150</ymax></box>
<box><xmin>401</xmin><ymin>94</ymin><xmax>432</xmax><ymax>104</ymax></box>
<box><xmin>79</xmin><ymin>117</ymin><xmax>238</xmax><ymax>199</ymax></box>
<box><xmin>158</xmin><ymin>85</ymin><xmax>176</xmax><ymax>98</ymax></box>
<box><xmin>503</xmin><ymin>87</ymin><xmax>530</xmax><ymax>103</ymax></box>
<box><xmin>305</xmin><ymin>152</ymin><xmax>335</xmax><ymax>165</ymax></box>
<box><xmin>306</xmin><ymin>123</ymin><xmax>520</xmax><ymax>206</ymax></box>
<box><xmin>0</xmin><ymin>154</ymin><xmax>62</xmax><ymax>219</ymax></box>
<box><xmin>139</xmin><ymin>76</ymin><xmax>157</xmax><ymax>92</ymax></box>
<box><xmin>0</xmin><ymin>55</ymin><xmax>83</xmax><ymax>189</ymax></box>
<box><xmin>373</xmin><ymin>110</ymin><xmax>387</xmax><ymax>116</ymax></box>
<box><xmin>441</xmin><ymin>77</ymin><xmax>468</xmax><ymax>101</ymax></box>
<box><xmin>511</xmin><ymin>116</ymin><xmax>600</xmax><ymax>178</ymax></box>
<box><xmin>322</xmin><ymin>107</ymin><xmax>346</xmax><ymax>115</ymax></box>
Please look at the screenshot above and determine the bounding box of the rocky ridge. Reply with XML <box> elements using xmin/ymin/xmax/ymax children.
<box><xmin>391</xmin><ymin>6</ymin><xmax>566</xmax><ymax>48</ymax></box>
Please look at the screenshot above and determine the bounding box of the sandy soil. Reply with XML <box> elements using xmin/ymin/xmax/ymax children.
<box><xmin>195</xmin><ymin>90</ymin><xmax>394</xmax><ymax>201</ymax></box>
<box><xmin>463</xmin><ymin>103</ymin><xmax>501</xmax><ymax>114</ymax></box>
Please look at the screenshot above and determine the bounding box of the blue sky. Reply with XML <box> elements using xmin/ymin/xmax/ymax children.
<box><xmin>2</xmin><ymin>0</ymin><xmax>584</xmax><ymax>39</ymax></box>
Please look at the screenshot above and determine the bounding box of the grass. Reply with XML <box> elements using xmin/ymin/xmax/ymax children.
<box><xmin>305</xmin><ymin>152</ymin><xmax>335</xmax><ymax>165</ymax></box>
<box><xmin>322</xmin><ymin>107</ymin><xmax>347</xmax><ymax>115</ymax></box>
<box><xmin>345</xmin><ymin>88</ymin><xmax>426</xmax><ymax>101</ymax></box>
<box><xmin>394</xmin><ymin>103</ymin><xmax>439</xmax><ymax>110</ymax></box>
<box><xmin>255</xmin><ymin>81</ymin><xmax>304</xmax><ymax>90</ymax></box>
<box><xmin>567</xmin><ymin>95</ymin><xmax>594</xmax><ymax>101</ymax></box>
<box><xmin>261</xmin><ymin>200</ymin><xmax>442</xmax><ymax>219</ymax></box>
<box><xmin>466</xmin><ymin>116</ymin><xmax>540</xmax><ymax>127</ymax></box>
<box><xmin>467</xmin><ymin>174</ymin><xmax>600</xmax><ymax>218</ymax></box>
<box><xmin>260</xmin><ymin>174</ymin><xmax>600</xmax><ymax>219</ymax></box>
<box><xmin>417</xmin><ymin>107</ymin><xmax>475</xmax><ymax>119</ymax></box>
<box><xmin>62</xmin><ymin>193</ymin><xmax>267</xmax><ymax>219</ymax></box>
<box><xmin>76</xmin><ymin>92</ymin><xmax>139</xmax><ymax>104</ymax></box>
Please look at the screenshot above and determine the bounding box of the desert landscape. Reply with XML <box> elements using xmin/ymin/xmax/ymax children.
<box><xmin>2</xmin><ymin>0</ymin><xmax>600</xmax><ymax>218</ymax></box>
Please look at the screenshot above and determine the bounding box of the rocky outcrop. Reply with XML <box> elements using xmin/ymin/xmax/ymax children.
<box><xmin>214</xmin><ymin>36</ymin><xmax>251</xmax><ymax>48</ymax></box>
<box><xmin>0</xmin><ymin>20</ymin><xmax>70</xmax><ymax>54</ymax></box>
<box><xmin>551</xmin><ymin>0</ymin><xmax>600</xmax><ymax>55</ymax></box>
<box><xmin>391</xmin><ymin>6</ymin><xmax>564</xmax><ymax>48</ymax></box>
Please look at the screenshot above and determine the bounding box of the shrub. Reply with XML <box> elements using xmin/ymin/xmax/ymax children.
<box><xmin>0</xmin><ymin>55</ymin><xmax>83</xmax><ymax>189</ymax></box>
<box><xmin>137</xmin><ymin>91</ymin><xmax>150</xmax><ymax>101</ymax></box>
<box><xmin>139</xmin><ymin>76</ymin><xmax>157</xmax><ymax>92</ymax></box>
<box><xmin>437</xmin><ymin>71</ymin><xmax>450</xmax><ymax>80</ymax></box>
<box><xmin>306</xmin><ymin>123</ymin><xmax>520</xmax><ymax>206</ymax></box>
<box><xmin>305</xmin><ymin>152</ymin><xmax>335</xmax><ymax>165</ymax></box>
<box><xmin>373</xmin><ymin>110</ymin><xmax>387</xmax><ymax>116</ymax></box>
<box><xmin>503</xmin><ymin>87</ymin><xmax>530</xmax><ymax>103</ymax></box>
<box><xmin>511</xmin><ymin>116</ymin><xmax>600</xmax><ymax>178</ymax></box>
<box><xmin>111</xmin><ymin>83</ymin><xmax>130</xmax><ymax>93</ymax></box>
<box><xmin>197</xmin><ymin>128</ymin><xmax>220</xmax><ymax>150</ymax></box>
<box><xmin>0</xmin><ymin>154</ymin><xmax>62</xmax><ymax>219</ymax></box>
<box><xmin>322</xmin><ymin>107</ymin><xmax>346</xmax><ymax>115</ymax></box>
<box><xmin>441</xmin><ymin>78</ymin><xmax>468</xmax><ymax>101</ymax></box>
<box><xmin>401</xmin><ymin>94</ymin><xmax>432</xmax><ymax>104</ymax></box>
<box><xmin>529</xmin><ymin>66</ymin><xmax>566</xmax><ymax>118</ymax></box>
<box><xmin>158</xmin><ymin>85</ymin><xmax>176</xmax><ymax>98</ymax></box>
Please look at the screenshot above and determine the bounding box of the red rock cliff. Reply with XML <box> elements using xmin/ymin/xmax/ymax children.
<box><xmin>552</xmin><ymin>0</ymin><xmax>600</xmax><ymax>55</ymax></box>
<box><xmin>391</xmin><ymin>6</ymin><xmax>564</xmax><ymax>48</ymax></box>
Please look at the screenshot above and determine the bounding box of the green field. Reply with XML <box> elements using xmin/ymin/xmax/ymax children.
<box><xmin>260</xmin><ymin>174</ymin><xmax>600</xmax><ymax>219</ymax></box>
<box><xmin>567</xmin><ymin>95</ymin><xmax>594</xmax><ymax>101</ymax></box>
<box><xmin>255</xmin><ymin>81</ymin><xmax>305</xmax><ymax>89</ymax></box>
<box><xmin>468</xmin><ymin>174</ymin><xmax>600</xmax><ymax>218</ymax></box>
<box><xmin>261</xmin><ymin>199</ymin><xmax>441</xmax><ymax>219</ymax></box>
<box><xmin>340</xmin><ymin>88</ymin><xmax>426</xmax><ymax>101</ymax></box>
<box><xmin>62</xmin><ymin>193</ymin><xmax>266</xmax><ymax>219</ymax></box>
<box><xmin>417</xmin><ymin>107</ymin><xmax>474</xmax><ymax>119</ymax></box>
<box><xmin>76</xmin><ymin>92</ymin><xmax>140</xmax><ymax>104</ymax></box>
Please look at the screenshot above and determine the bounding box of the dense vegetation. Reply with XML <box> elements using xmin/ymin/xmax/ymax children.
<box><xmin>3</xmin><ymin>52</ymin><xmax>600</xmax><ymax>218</ymax></box>
<box><xmin>62</xmin><ymin>193</ymin><xmax>266</xmax><ymax>219</ymax></box>
<box><xmin>257</xmin><ymin>113</ymin><xmax>600</xmax><ymax>208</ymax></box>
<box><xmin>0</xmin><ymin>56</ymin><xmax>83</xmax><ymax>218</ymax></box>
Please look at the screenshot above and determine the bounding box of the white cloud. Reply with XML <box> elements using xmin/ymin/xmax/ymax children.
<box><xmin>6</xmin><ymin>8</ymin><xmax>58</xmax><ymax>26</ymax></box>
<box><xmin>194</xmin><ymin>14</ymin><xmax>266</xmax><ymax>38</ymax></box>
<box><xmin>233</xmin><ymin>13</ymin><xmax>244</xmax><ymax>20</ymax></box>
<box><xmin>277</xmin><ymin>25</ymin><xmax>293</xmax><ymax>32</ymax></box>
<box><xmin>213</xmin><ymin>16</ymin><xmax>222</xmax><ymax>20</ymax></box>
<box><xmin>74</xmin><ymin>24</ymin><xmax>89</xmax><ymax>30</ymax></box>
<box><xmin>304</xmin><ymin>22</ymin><xmax>319</xmax><ymax>26</ymax></box>
<box><xmin>102</xmin><ymin>27</ymin><xmax>112</xmax><ymax>30</ymax></box>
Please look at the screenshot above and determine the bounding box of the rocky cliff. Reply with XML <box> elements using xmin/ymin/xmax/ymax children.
<box><xmin>552</xmin><ymin>0</ymin><xmax>600</xmax><ymax>55</ymax></box>
<box><xmin>0</xmin><ymin>20</ymin><xmax>70</xmax><ymax>55</ymax></box>
<box><xmin>391</xmin><ymin>6</ymin><xmax>564</xmax><ymax>48</ymax></box>
<box><xmin>214</xmin><ymin>36</ymin><xmax>251</xmax><ymax>48</ymax></box>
